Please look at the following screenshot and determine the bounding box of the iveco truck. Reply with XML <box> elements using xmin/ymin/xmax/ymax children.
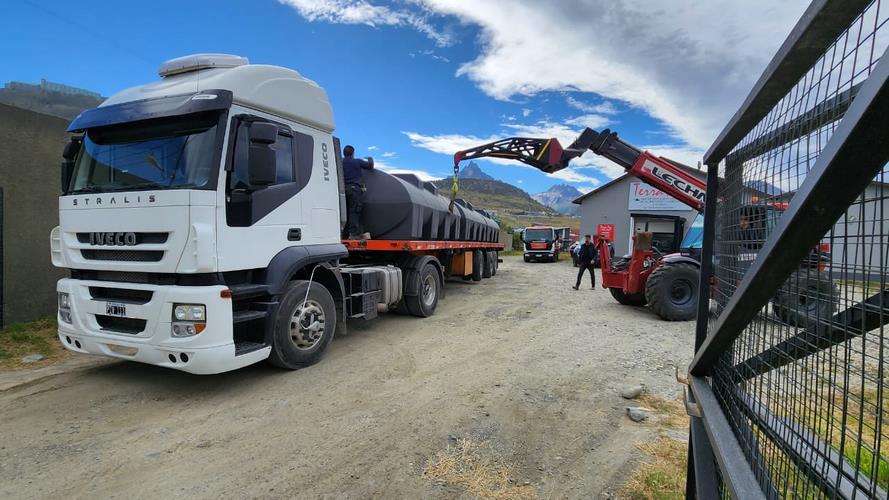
<box><xmin>52</xmin><ymin>54</ymin><xmax>502</xmax><ymax>374</ymax></box>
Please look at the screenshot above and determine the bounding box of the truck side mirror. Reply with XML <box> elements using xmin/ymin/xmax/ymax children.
<box><xmin>248</xmin><ymin>122</ymin><xmax>278</xmax><ymax>186</ymax></box>
<box><xmin>60</xmin><ymin>137</ymin><xmax>81</xmax><ymax>193</ymax></box>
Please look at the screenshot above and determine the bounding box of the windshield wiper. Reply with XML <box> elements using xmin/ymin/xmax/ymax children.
<box><xmin>68</xmin><ymin>185</ymin><xmax>105</xmax><ymax>194</ymax></box>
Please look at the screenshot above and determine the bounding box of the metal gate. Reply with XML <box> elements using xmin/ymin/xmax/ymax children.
<box><xmin>688</xmin><ymin>0</ymin><xmax>889</xmax><ymax>497</ymax></box>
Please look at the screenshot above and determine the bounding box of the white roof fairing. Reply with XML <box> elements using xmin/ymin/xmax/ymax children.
<box><xmin>101</xmin><ymin>57</ymin><xmax>335</xmax><ymax>132</ymax></box>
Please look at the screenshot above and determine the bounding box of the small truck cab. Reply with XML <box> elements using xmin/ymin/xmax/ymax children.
<box><xmin>521</xmin><ymin>225</ymin><xmax>560</xmax><ymax>262</ymax></box>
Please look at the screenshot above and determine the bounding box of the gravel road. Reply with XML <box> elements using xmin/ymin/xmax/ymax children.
<box><xmin>0</xmin><ymin>256</ymin><xmax>694</xmax><ymax>499</ymax></box>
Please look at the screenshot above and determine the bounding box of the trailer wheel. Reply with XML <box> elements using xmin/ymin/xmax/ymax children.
<box><xmin>404</xmin><ymin>263</ymin><xmax>441</xmax><ymax>317</ymax></box>
<box><xmin>472</xmin><ymin>250</ymin><xmax>484</xmax><ymax>281</ymax></box>
<box><xmin>645</xmin><ymin>262</ymin><xmax>699</xmax><ymax>321</ymax></box>
<box><xmin>773</xmin><ymin>270</ymin><xmax>839</xmax><ymax>333</ymax></box>
<box><xmin>609</xmin><ymin>287</ymin><xmax>648</xmax><ymax>306</ymax></box>
<box><xmin>482</xmin><ymin>250</ymin><xmax>493</xmax><ymax>278</ymax></box>
<box><xmin>267</xmin><ymin>280</ymin><xmax>336</xmax><ymax>370</ymax></box>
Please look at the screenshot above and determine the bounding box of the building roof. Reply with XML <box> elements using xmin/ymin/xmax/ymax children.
<box><xmin>571</xmin><ymin>157</ymin><xmax>705</xmax><ymax>205</ymax></box>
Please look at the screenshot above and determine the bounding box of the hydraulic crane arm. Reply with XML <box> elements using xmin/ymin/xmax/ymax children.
<box><xmin>453</xmin><ymin>128</ymin><xmax>706</xmax><ymax>211</ymax></box>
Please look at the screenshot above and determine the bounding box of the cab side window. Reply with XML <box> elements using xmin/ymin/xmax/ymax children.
<box><xmin>229</xmin><ymin>120</ymin><xmax>295</xmax><ymax>190</ymax></box>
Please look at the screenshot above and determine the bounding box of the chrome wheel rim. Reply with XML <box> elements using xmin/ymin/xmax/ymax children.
<box><xmin>290</xmin><ymin>299</ymin><xmax>326</xmax><ymax>350</ymax></box>
<box><xmin>421</xmin><ymin>273</ymin><xmax>437</xmax><ymax>307</ymax></box>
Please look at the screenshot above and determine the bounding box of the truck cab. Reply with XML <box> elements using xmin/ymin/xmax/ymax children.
<box><xmin>521</xmin><ymin>225</ymin><xmax>559</xmax><ymax>262</ymax></box>
<box><xmin>52</xmin><ymin>54</ymin><xmax>348</xmax><ymax>374</ymax></box>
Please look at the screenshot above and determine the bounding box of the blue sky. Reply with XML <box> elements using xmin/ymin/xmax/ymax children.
<box><xmin>1</xmin><ymin>0</ymin><xmax>808</xmax><ymax>194</ymax></box>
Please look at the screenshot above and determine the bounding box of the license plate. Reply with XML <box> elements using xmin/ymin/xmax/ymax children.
<box><xmin>106</xmin><ymin>302</ymin><xmax>127</xmax><ymax>317</ymax></box>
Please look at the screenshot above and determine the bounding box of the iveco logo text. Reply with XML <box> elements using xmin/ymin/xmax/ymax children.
<box><xmin>90</xmin><ymin>232</ymin><xmax>137</xmax><ymax>246</ymax></box>
<box><xmin>321</xmin><ymin>143</ymin><xmax>330</xmax><ymax>182</ymax></box>
<box><xmin>648</xmin><ymin>165</ymin><xmax>706</xmax><ymax>203</ymax></box>
<box><xmin>72</xmin><ymin>194</ymin><xmax>156</xmax><ymax>206</ymax></box>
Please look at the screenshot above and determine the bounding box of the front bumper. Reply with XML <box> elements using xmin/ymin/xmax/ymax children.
<box><xmin>56</xmin><ymin>278</ymin><xmax>269</xmax><ymax>374</ymax></box>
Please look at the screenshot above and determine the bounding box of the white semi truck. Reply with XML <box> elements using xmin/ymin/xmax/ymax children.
<box><xmin>51</xmin><ymin>54</ymin><xmax>502</xmax><ymax>374</ymax></box>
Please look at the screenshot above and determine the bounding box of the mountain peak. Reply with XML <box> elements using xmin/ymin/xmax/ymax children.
<box><xmin>532</xmin><ymin>184</ymin><xmax>583</xmax><ymax>215</ymax></box>
<box><xmin>460</xmin><ymin>161</ymin><xmax>494</xmax><ymax>181</ymax></box>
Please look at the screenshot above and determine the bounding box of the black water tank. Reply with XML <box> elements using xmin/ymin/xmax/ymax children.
<box><xmin>360</xmin><ymin>170</ymin><xmax>499</xmax><ymax>242</ymax></box>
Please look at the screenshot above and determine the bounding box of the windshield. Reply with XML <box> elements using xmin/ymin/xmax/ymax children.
<box><xmin>524</xmin><ymin>228</ymin><xmax>553</xmax><ymax>240</ymax></box>
<box><xmin>69</xmin><ymin>112</ymin><xmax>221</xmax><ymax>194</ymax></box>
<box><xmin>680</xmin><ymin>213</ymin><xmax>704</xmax><ymax>249</ymax></box>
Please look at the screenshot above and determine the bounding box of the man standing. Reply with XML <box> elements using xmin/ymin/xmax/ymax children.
<box><xmin>573</xmin><ymin>234</ymin><xmax>597</xmax><ymax>290</ymax></box>
<box><xmin>342</xmin><ymin>145</ymin><xmax>374</xmax><ymax>240</ymax></box>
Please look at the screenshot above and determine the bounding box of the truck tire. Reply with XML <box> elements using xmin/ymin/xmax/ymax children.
<box><xmin>490</xmin><ymin>251</ymin><xmax>498</xmax><ymax>276</ymax></box>
<box><xmin>472</xmin><ymin>250</ymin><xmax>483</xmax><ymax>281</ymax></box>
<box><xmin>609</xmin><ymin>287</ymin><xmax>647</xmax><ymax>306</ymax></box>
<box><xmin>267</xmin><ymin>280</ymin><xmax>336</xmax><ymax>370</ymax></box>
<box><xmin>523</xmin><ymin>255</ymin><xmax>530</xmax><ymax>263</ymax></box>
<box><xmin>404</xmin><ymin>262</ymin><xmax>441</xmax><ymax>317</ymax></box>
<box><xmin>645</xmin><ymin>262</ymin><xmax>699</xmax><ymax>321</ymax></box>
<box><xmin>773</xmin><ymin>270</ymin><xmax>839</xmax><ymax>332</ymax></box>
<box><xmin>482</xmin><ymin>250</ymin><xmax>493</xmax><ymax>278</ymax></box>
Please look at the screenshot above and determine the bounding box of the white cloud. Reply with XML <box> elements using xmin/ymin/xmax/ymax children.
<box><xmin>522</xmin><ymin>108</ymin><xmax>532</xmax><ymax>118</ymax></box>
<box><xmin>517</xmin><ymin>180</ymin><xmax>523</xmax><ymax>183</ymax></box>
<box><xmin>381</xmin><ymin>151</ymin><xmax>398</xmax><ymax>158</ymax></box>
<box><xmin>550</xmin><ymin>168</ymin><xmax>602</xmax><ymax>185</ymax></box>
<box><xmin>367</xmin><ymin>145</ymin><xmax>378</xmax><ymax>151</ymax></box>
<box><xmin>278</xmin><ymin>0</ymin><xmax>455</xmax><ymax>47</ymax></box>
<box><xmin>373</xmin><ymin>158</ymin><xmax>441</xmax><ymax>182</ymax></box>
<box><xmin>566</xmin><ymin>96</ymin><xmax>619</xmax><ymax>115</ymax></box>
<box><xmin>419</xmin><ymin>0</ymin><xmax>809</xmax><ymax>148</ymax></box>
<box><xmin>577</xmin><ymin>185</ymin><xmax>595</xmax><ymax>194</ymax></box>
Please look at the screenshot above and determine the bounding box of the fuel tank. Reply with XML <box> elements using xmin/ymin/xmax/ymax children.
<box><xmin>359</xmin><ymin>170</ymin><xmax>499</xmax><ymax>242</ymax></box>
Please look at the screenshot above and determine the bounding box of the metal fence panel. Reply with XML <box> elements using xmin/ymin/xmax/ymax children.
<box><xmin>690</xmin><ymin>1</ymin><xmax>889</xmax><ymax>497</ymax></box>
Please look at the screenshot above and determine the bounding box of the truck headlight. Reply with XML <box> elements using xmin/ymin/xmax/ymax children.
<box><xmin>58</xmin><ymin>292</ymin><xmax>72</xmax><ymax>323</ymax></box>
<box><xmin>172</xmin><ymin>304</ymin><xmax>206</xmax><ymax>337</ymax></box>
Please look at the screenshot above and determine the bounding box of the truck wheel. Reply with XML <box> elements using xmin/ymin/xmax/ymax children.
<box><xmin>645</xmin><ymin>262</ymin><xmax>699</xmax><ymax>321</ymax></box>
<box><xmin>523</xmin><ymin>255</ymin><xmax>530</xmax><ymax>263</ymax></box>
<box><xmin>267</xmin><ymin>280</ymin><xmax>336</xmax><ymax>370</ymax></box>
<box><xmin>490</xmin><ymin>251</ymin><xmax>498</xmax><ymax>276</ymax></box>
<box><xmin>472</xmin><ymin>250</ymin><xmax>483</xmax><ymax>281</ymax></box>
<box><xmin>609</xmin><ymin>287</ymin><xmax>648</xmax><ymax>306</ymax></box>
<box><xmin>404</xmin><ymin>263</ymin><xmax>441</xmax><ymax>317</ymax></box>
<box><xmin>773</xmin><ymin>270</ymin><xmax>839</xmax><ymax>332</ymax></box>
<box><xmin>482</xmin><ymin>250</ymin><xmax>493</xmax><ymax>278</ymax></box>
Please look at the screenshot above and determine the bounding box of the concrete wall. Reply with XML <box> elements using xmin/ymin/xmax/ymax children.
<box><xmin>0</xmin><ymin>103</ymin><xmax>68</xmax><ymax>325</ymax></box>
<box><xmin>579</xmin><ymin>176</ymin><xmax>697</xmax><ymax>256</ymax></box>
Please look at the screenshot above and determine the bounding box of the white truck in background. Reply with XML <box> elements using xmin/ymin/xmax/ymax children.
<box><xmin>52</xmin><ymin>54</ymin><xmax>502</xmax><ymax>374</ymax></box>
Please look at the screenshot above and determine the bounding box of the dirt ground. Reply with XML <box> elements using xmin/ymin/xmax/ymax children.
<box><xmin>0</xmin><ymin>256</ymin><xmax>694</xmax><ymax>499</ymax></box>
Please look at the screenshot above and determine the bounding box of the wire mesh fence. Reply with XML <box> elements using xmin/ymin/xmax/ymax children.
<box><xmin>691</xmin><ymin>1</ymin><xmax>889</xmax><ymax>498</ymax></box>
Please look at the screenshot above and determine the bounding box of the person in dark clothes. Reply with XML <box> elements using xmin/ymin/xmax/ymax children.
<box><xmin>342</xmin><ymin>145</ymin><xmax>374</xmax><ymax>239</ymax></box>
<box><xmin>573</xmin><ymin>234</ymin><xmax>597</xmax><ymax>290</ymax></box>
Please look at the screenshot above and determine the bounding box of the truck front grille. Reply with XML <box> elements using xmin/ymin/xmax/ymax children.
<box><xmin>76</xmin><ymin>232</ymin><xmax>169</xmax><ymax>244</ymax></box>
<box><xmin>81</xmin><ymin>249</ymin><xmax>164</xmax><ymax>262</ymax></box>
<box><xmin>88</xmin><ymin>286</ymin><xmax>153</xmax><ymax>304</ymax></box>
<box><xmin>95</xmin><ymin>315</ymin><xmax>147</xmax><ymax>334</ymax></box>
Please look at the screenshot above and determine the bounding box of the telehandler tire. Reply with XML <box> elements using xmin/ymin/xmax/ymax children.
<box><xmin>609</xmin><ymin>287</ymin><xmax>648</xmax><ymax>306</ymax></box>
<box><xmin>645</xmin><ymin>262</ymin><xmax>699</xmax><ymax>321</ymax></box>
<box><xmin>773</xmin><ymin>270</ymin><xmax>839</xmax><ymax>333</ymax></box>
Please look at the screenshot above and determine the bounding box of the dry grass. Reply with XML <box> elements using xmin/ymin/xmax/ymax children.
<box><xmin>635</xmin><ymin>394</ymin><xmax>688</xmax><ymax>430</ymax></box>
<box><xmin>0</xmin><ymin>317</ymin><xmax>70</xmax><ymax>371</ymax></box>
<box><xmin>620</xmin><ymin>437</ymin><xmax>688</xmax><ymax>500</ymax></box>
<box><xmin>423</xmin><ymin>437</ymin><xmax>537</xmax><ymax>500</ymax></box>
<box><xmin>619</xmin><ymin>393</ymin><xmax>689</xmax><ymax>499</ymax></box>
